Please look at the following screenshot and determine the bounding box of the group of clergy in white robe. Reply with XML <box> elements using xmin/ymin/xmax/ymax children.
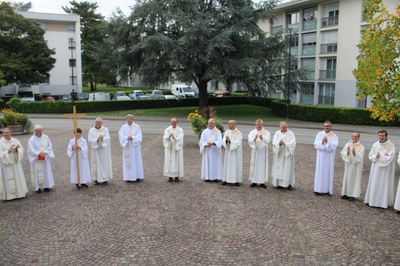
<box><xmin>314</xmin><ymin>121</ymin><xmax>400</xmax><ymax>212</ymax></box>
<box><xmin>199</xmin><ymin>118</ymin><xmax>296</xmax><ymax>189</ymax></box>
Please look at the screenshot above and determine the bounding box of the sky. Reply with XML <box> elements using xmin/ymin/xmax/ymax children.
<box><xmin>28</xmin><ymin>0</ymin><xmax>135</xmax><ymax>19</ymax></box>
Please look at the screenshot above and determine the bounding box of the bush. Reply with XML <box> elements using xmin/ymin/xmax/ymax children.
<box><xmin>187</xmin><ymin>108</ymin><xmax>224</xmax><ymax>139</ymax></box>
<box><xmin>0</xmin><ymin>108</ymin><xmax>32</xmax><ymax>132</ymax></box>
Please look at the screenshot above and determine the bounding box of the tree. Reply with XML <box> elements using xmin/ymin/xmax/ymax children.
<box><xmin>63</xmin><ymin>1</ymin><xmax>115</xmax><ymax>90</ymax></box>
<box><xmin>110</xmin><ymin>0</ymin><xmax>288</xmax><ymax>109</ymax></box>
<box><xmin>353</xmin><ymin>0</ymin><xmax>400</xmax><ymax>122</ymax></box>
<box><xmin>0</xmin><ymin>2</ymin><xmax>55</xmax><ymax>84</ymax></box>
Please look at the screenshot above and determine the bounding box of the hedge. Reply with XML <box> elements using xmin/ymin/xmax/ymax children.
<box><xmin>271</xmin><ymin>99</ymin><xmax>399</xmax><ymax>126</ymax></box>
<box><xmin>7</xmin><ymin>96</ymin><xmax>393</xmax><ymax>126</ymax></box>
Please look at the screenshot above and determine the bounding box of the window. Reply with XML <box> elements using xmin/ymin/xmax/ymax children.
<box><xmin>318</xmin><ymin>84</ymin><xmax>335</xmax><ymax>105</ymax></box>
<box><xmin>322</xmin><ymin>2</ymin><xmax>340</xmax><ymax>27</ymax></box>
<box><xmin>300</xmin><ymin>83</ymin><xmax>314</xmax><ymax>104</ymax></box>
<box><xmin>302</xmin><ymin>33</ymin><xmax>316</xmax><ymax>55</ymax></box>
<box><xmin>303</xmin><ymin>7</ymin><xmax>318</xmax><ymax>31</ymax></box>
<box><xmin>321</xmin><ymin>31</ymin><xmax>338</xmax><ymax>54</ymax></box>
<box><xmin>287</xmin><ymin>12</ymin><xmax>300</xmax><ymax>33</ymax></box>
<box><xmin>301</xmin><ymin>58</ymin><xmax>315</xmax><ymax>80</ymax></box>
<box><xmin>320</xmin><ymin>58</ymin><xmax>336</xmax><ymax>80</ymax></box>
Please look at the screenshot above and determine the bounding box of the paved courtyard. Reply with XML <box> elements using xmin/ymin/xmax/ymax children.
<box><xmin>0</xmin><ymin>126</ymin><xmax>399</xmax><ymax>265</ymax></box>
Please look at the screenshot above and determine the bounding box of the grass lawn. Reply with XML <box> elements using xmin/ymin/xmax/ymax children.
<box><xmin>88</xmin><ymin>104</ymin><xmax>285</xmax><ymax>121</ymax></box>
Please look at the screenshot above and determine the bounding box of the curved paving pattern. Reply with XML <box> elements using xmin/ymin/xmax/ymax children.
<box><xmin>0</xmin><ymin>129</ymin><xmax>399</xmax><ymax>265</ymax></box>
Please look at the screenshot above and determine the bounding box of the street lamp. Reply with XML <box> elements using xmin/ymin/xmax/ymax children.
<box><xmin>68</xmin><ymin>38</ymin><xmax>76</xmax><ymax>86</ymax></box>
<box><xmin>286</xmin><ymin>28</ymin><xmax>292</xmax><ymax>121</ymax></box>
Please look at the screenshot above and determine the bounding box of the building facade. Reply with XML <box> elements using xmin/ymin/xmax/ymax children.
<box><xmin>19</xmin><ymin>11</ymin><xmax>82</xmax><ymax>95</ymax></box>
<box><xmin>260</xmin><ymin>0</ymin><xmax>398</xmax><ymax>108</ymax></box>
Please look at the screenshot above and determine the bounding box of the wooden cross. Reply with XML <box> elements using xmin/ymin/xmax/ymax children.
<box><xmin>64</xmin><ymin>105</ymin><xmax>86</xmax><ymax>189</ymax></box>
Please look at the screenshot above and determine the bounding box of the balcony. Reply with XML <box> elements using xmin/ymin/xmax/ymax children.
<box><xmin>319</xmin><ymin>69</ymin><xmax>336</xmax><ymax>80</ymax></box>
<box><xmin>303</xmin><ymin>19</ymin><xmax>317</xmax><ymax>31</ymax></box>
<box><xmin>287</xmin><ymin>24</ymin><xmax>299</xmax><ymax>33</ymax></box>
<box><xmin>290</xmin><ymin>47</ymin><xmax>299</xmax><ymax>56</ymax></box>
<box><xmin>300</xmin><ymin>94</ymin><xmax>314</xmax><ymax>104</ymax></box>
<box><xmin>320</xmin><ymin>43</ymin><xmax>337</xmax><ymax>54</ymax></box>
<box><xmin>302</xmin><ymin>45</ymin><xmax>316</xmax><ymax>56</ymax></box>
<box><xmin>321</xmin><ymin>16</ymin><xmax>339</xmax><ymax>27</ymax></box>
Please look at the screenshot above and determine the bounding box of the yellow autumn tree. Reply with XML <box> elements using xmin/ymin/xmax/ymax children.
<box><xmin>353</xmin><ymin>0</ymin><xmax>400</xmax><ymax>122</ymax></box>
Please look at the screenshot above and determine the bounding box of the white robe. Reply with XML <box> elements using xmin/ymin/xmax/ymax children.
<box><xmin>199</xmin><ymin>127</ymin><xmax>223</xmax><ymax>181</ymax></box>
<box><xmin>271</xmin><ymin>129</ymin><xmax>296</xmax><ymax>187</ymax></box>
<box><xmin>222</xmin><ymin>128</ymin><xmax>243</xmax><ymax>183</ymax></box>
<box><xmin>28</xmin><ymin>134</ymin><xmax>55</xmax><ymax>191</ymax></box>
<box><xmin>248</xmin><ymin>128</ymin><xmax>270</xmax><ymax>184</ymax></box>
<box><xmin>313</xmin><ymin>130</ymin><xmax>338</xmax><ymax>194</ymax></box>
<box><xmin>67</xmin><ymin>137</ymin><xmax>91</xmax><ymax>184</ymax></box>
<box><xmin>394</xmin><ymin>153</ymin><xmax>400</xmax><ymax>211</ymax></box>
<box><xmin>364</xmin><ymin>140</ymin><xmax>395</xmax><ymax>208</ymax></box>
<box><xmin>340</xmin><ymin>140</ymin><xmax>364</xmax><ymax>198</ymax></box>
<box><xmin>0</xmin><ymin>137</ymin><xmax>28</xmax><ymax>200</ymax></box>
<box><xmin>88</xmin><ymin>126</ymin><xmax>113</xmax><ymax>182</ymax></box>
<box><xmin>163</xmin><ymin>125</ymin><xmax>184</xmax><ymax>178</ymax></box>
<box><xmin>119</xmin><ymin>123</ymin><xmax>144</xmax><ymax>181</ymax></box>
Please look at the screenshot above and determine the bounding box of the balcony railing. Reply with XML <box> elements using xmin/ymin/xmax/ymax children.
<box><xmin>300</xmin><ymin>94</ymin><xmax>314</xmax><ymax>104</ymax></box>
<box><xmin>272</xmin><ymin>25</ymin><xmax>283</xmax><ymax>34</ymax></box>
<box><xmin>319</xmin><ymin>69</ymin><xmax>336</xmax><ymax>80</ymax></box>
<box><xmin>321</xmin><ymin>15</ymin><xmax>339</xmax><ymax>27</ymax></box>
<box><xmin>320</xmin><ymin>43</ymin><xmax>338</xmax><ymax>54</ymax></box>
<box><xmin>303</xmin><ymin>19</ymin><xmax>317</xmax><ymax>31</ymax></box>
<box><xmin>287</xmin><ymin>24</ymin><xmax>299</xmax><ymax>33</ymax></box>
<box><xmin>302</xmin><ymin>45</ymin><xmax>316</xmax><ymax>55</ymax></box>
<box><xmin>318</xmin><ymin>95</ymin><xmax>334</xmax><ymax>105</ymax></box>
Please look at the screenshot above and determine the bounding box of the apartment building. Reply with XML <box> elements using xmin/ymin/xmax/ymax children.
<box><xmin>18</xmin><ymin>11</ymin><xmax>83</xmax><ymax>95</ymax></box>
<box><xmin>260</xmin><ymin>0</ymin><xmax>398</xmax><ymax>108</ymax></box>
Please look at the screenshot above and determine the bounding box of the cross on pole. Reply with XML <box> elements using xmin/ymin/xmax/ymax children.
<box><xmin>64</xmin><ymin>103</ymin><xmax>85</xmax><ymax>189</ymax></box>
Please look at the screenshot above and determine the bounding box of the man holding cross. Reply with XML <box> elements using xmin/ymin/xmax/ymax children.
<box><xmin>119</xmin><ymin>114</ymin><xmax>144</xmax><ymax>182</ymax></box>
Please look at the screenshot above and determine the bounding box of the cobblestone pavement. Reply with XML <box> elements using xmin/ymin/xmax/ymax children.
<box><xmin>0</xmin><ymin>127</ymin><xmax>399</xmax><ymax>265</ymax></box>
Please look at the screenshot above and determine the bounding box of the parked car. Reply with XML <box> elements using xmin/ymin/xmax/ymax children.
<box><xmin>59</xmin><ymin>94</ymin><xmax>72</xmax><ymax>101</ymax></box>
<box><xmin>41</xmin><ymin>96</ymin><xmax>55</xmax><ymax>101</ymax></box>
<box><xmin>129</xmin><ymin>90</ymin><xmax>145</xmax><ymax>100</ymax></box>
<box><xmin>164</xmin><ymin>95</ymin><xmax>178</xmax><ymax>100</ymax></box>
<box><xmin>113</xmin><ymin>95</ymin><xmax>131</xmax><ymax>101</ymax></box>
<box><xmin>78</xmin><ymin>93</ymin><xmax>89</xmax><ymax>101</ymax></box>
<box><xmin>114</xmin><ymin>91</ymin><xmax>126</xmax><ymax>97</ymax></box>
<box><xmin>214</xmin><ymin>90</ymin><xmax>231</xmax><ymax>97</ymax></box>
<box><xmin>149</xmin><ymin>90</ymin><xmax>164</xmax><ymax>99</ymax></box>
<box><xmin>137</xmin><ymin>95</ymin><xmax>152</xmax><ymax>100</ymax></box>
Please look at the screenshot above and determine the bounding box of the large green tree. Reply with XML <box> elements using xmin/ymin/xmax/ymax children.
<box><xmin>110</xmin><ymin>0</ymin><xmax>287</xmax><ymax>109</ymax></box>
<box><xmin>0</xmin><ymin>2</ymin><xmax>55</xmax><ymax>84</ymax></box>
<box><xmin>353</xmin><ymin>0</ymin><xmax>400</xmax><ymax>122</ymax></box>
<box><xmin>63</xmin><ymin>1</ymin><xmax>116</xmax><ymax>90</ymax></box>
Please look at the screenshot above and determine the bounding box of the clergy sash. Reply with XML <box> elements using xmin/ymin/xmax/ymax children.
<box><xmin>91</xmin><ymin>126</ymin><xmax>106</xmax><ymax>176</ymax></box>
<box><xmin>125</xmin><ymin>124</ymin><xmax>139</xmax><ymax>169</ymax></box>
<box><xmin>35</xmin><ymin>135</ymin><xmax>49</xmax><ymax>185</ymax></box>
<box><xmin>378</xmin><ymin>141</ymin><xmax>394</xmax><ymax>155</ymax></box>
<box><xmin>204</xmin><ymin>128</ymin><xmax>220</xmax><ymax>153</ymax></box>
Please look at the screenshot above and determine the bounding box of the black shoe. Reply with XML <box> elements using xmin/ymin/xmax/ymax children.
<box><xmin>213</xmin><ymin>180</ymin><xmax>220</xmax><ymax>183</ymax></box>
<box><xmin>36</xmin><ymin>189</ymin><xmax>42</xmax><ymax>193</ymax></box>
<box><xmin>221</xmin><ymin>181</ymin><xmax>227</xmax><ymax>185</ymax></box>
<box><xmin>174</xmin><ymin>177</ymin><xmax>180</xmax><ymax>182</ymax></box>
<box><xmin>325</xmin><ymin>193</ymin><xmax>332</xmax><ymax>196</ymax></box>
<box><xmin>314</xmin><ymin>191</ymin><xmax>322</xmax><ymax>196</ymax></box>
<box><xmin>235</xmin><ymin>183</ymin><xmax>240</xmax><ymax>186</ymax></box>
<box><xmin>44</xmin><ymin>188</ymin><xmax>50</xmax><ymax>192</ymax></box>
<box><xmin>341</xmin><ymin>195</ymin><xmax>348</xmax><ymax>200</ymax></box>
<box><xmin>287</xmin><ymin>185</ymin><xmax>292</xmax><ymax>191</ymax></box>
<box><xmin>136</xmin><ymin>179</ymin><xmax>141</xmax><ymax>182</ymax></box>
<box><xmin>82</xmin><ymin>184</ymin><xmax>89</xmax><ymax>188</ymax></box>
<box><xmin>94</xmin><ymin>180</ymin><xmax>100</xmax><ymax>185</ymax></box>
<box><xmin>348</xmin><ymin>197</ymin><xmax>355</xmax><ymax>202</ymax></box>
<box><xmin>168</xmin><ymin>177</ymin><xmax>173</xmax><ymax>182</ymax></box>
<box><xmin>260</xmin><ymin>184</ymin><xmax>267</xmax><ymax>188</ymax></box>
<box><xmin>250</xmin><ymin>183</ymin><xmax>257</xmax><ymax>187</ymax></box>
<box><xmin>103</xmin><ymin>181</ymin><xmax>108</xmax><ymax>185</ymax></box>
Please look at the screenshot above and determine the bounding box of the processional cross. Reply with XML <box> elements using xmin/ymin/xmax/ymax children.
<box><xmin>63</xmin><ymin>92</ymin><xmax>85</xmax><ymax>189</ymax></box>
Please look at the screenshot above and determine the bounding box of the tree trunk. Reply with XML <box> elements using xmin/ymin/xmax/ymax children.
<box><xmin>198</xmin><ymin>79</ymin><xmax>208</xmax><ymax>110</ymax></box>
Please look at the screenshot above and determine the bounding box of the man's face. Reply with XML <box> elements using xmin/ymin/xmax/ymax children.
<box><xmin>280</xmin><ymin>124</ymin><xmax>288</xmax><ymax>133</ymax></box>
<box><xmin>228</xmin><ymin>121</ymin><xmax>235</xmax><ymax>130</ymax></box>
<box><xmin>127</xmin><ymin>117</ymin><xmax>134</xmax><ymax>125</ymax></box>
<box><xmin>208</xmin><ymin>120</ymin><xmax>215</xmax><ymax>129</ymax></box>
<box><xmin>255</xmin><ymin>122</ymin><xmax>263</xmax><ymax>131</ymax></box>
<box><xmin>324</xmin><ymin>123</ymin><xmax>332</xmax><ymax>133</ymax></box>
<box><xmin>171</xmin><ymin>119</ymin><xmax>177</xmax><ymax>128</ymax></box>
<box><xmin>351</xmin><ymin>133</ymin><xmax>359</xmax><ymax>143</ymax></box>
<box><xmin>378</xmin><ymin>132</ymin><xmax>387</xmax><ymax>143</ymax></box>
<box><xmin>2</xmin><ymin>129</ymin><xmax>11</xmax><ymax>140</ymax></box>
<box><xmin>95</xmin><ymin>120</ymin><xmax>102</xmax><ymax>129</ymax></box>
<box><xmin>34</xmin><ymin>128</ymin><xmax>43</xmax><ymax>137</ymax></box>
